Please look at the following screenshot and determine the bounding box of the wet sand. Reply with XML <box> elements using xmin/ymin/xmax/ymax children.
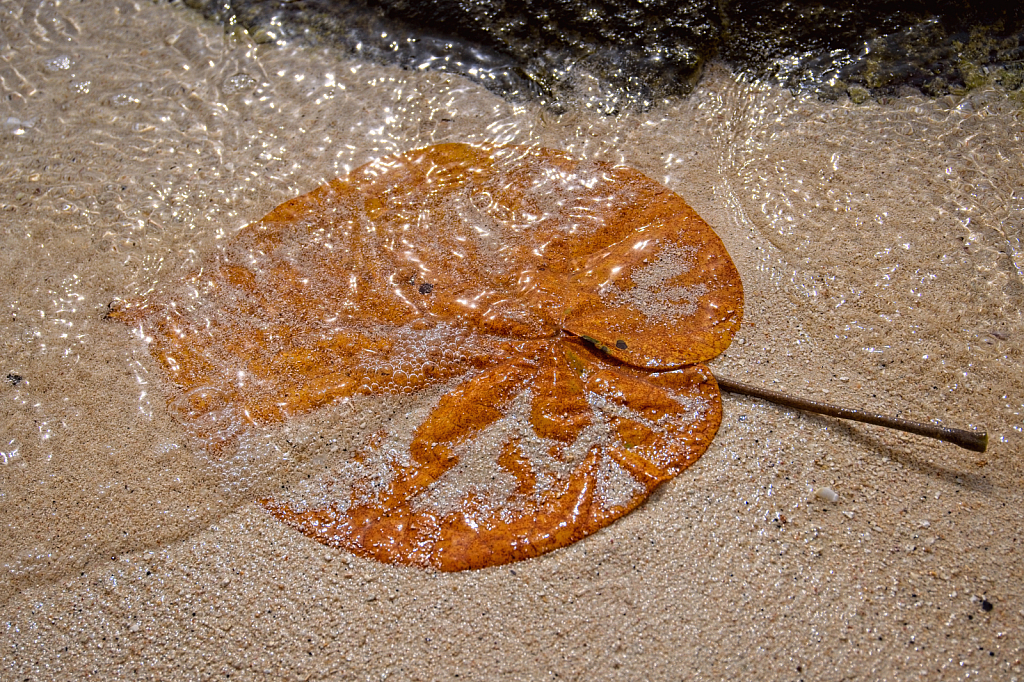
<box><xmin>1</xmin><ymin>1</ymin><xmax>1021</xmax><ymax>679</ymax></box>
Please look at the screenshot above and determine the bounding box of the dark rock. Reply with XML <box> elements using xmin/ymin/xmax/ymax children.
<box><xmin>179</xmin><ymin>0</ymin><xmax>1024</xmax><ymax>109</ymax></box>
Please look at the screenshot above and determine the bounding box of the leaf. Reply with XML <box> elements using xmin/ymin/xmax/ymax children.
<box><xmin>110</xmin><ymin>143</ymin><xmax>744</xmax><ymax>569</ymax></box>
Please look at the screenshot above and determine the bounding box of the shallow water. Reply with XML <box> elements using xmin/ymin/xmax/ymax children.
<box><xmin>2</xmin><ymin>1</ymin><xmax>1022</xmax><ymax>679</ymax></box>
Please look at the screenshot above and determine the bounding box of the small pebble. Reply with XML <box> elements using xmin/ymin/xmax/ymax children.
<box><xmin>815</xmin><ymin>487</ymin><xmax>839</xmax><ymax>503</ymax></box>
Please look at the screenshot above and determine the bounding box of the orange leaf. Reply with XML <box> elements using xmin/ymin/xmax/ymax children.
<box><xmin>111</xmin><ymin>143</ymin><xmax>743</xmax><ymax>569</ymax></box>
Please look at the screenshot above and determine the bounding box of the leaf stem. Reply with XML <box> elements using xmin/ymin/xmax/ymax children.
<box><xmin>715</xmin><ymin>376</ymin><xmax>988</xmax><ymax>453</ymax></box>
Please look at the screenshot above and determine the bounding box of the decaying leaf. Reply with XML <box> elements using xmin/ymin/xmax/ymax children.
<box><xmin>110</xmin><ymin>143</ymin><xmax>744</xmax><ymax>570</ymax></box>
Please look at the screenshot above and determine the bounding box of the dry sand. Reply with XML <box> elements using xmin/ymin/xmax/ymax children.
<box><xmin>1</xmin><ymin>1</ymin><xmax>1022</xmax><ymax>679</ymax></box>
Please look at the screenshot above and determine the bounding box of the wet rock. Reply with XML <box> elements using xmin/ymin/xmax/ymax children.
<box><xmin>181</xmin><ymin>0</ymin><xmax>1024</xmax><ymax>109</ymax></box>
